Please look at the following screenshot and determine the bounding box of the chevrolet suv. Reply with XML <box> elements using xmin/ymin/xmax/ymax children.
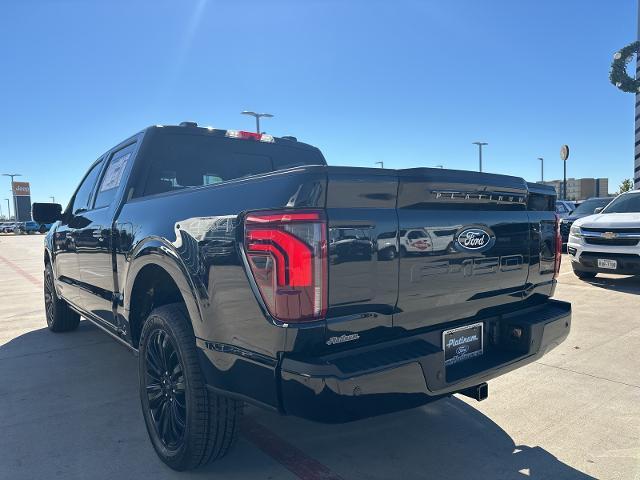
<box><xmin>567</xmin><ymin>190</ymin><xmax>640</xmax><ymax>279</ymax></box>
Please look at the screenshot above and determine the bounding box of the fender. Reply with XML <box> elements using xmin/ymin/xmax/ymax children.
<box><xmin>121</xmin><ymin>236</ymin><xmax>205</xmax><ymax>339</ymax></box>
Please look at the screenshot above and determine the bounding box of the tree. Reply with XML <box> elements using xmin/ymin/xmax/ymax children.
<box><xmin>618</xmin><ymin>178</ymin><xmax>634</xmax><ymax>194</ymax></box>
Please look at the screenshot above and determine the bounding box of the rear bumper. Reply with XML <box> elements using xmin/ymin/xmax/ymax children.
<box><xmin>280</xmin><ymin>299</ymin><xmax>571</xmax><ymax>423</ymax></box>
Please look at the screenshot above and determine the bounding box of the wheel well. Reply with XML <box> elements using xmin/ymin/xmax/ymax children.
<box><xmin>44</xmin><ymin>250</ymin><xmax>51</xmax><ymax>266</ymax></box>
<box><xmin>129</xmin><ymin>264</ymin><xmax>185</xmax><ymax>348</ymax></box>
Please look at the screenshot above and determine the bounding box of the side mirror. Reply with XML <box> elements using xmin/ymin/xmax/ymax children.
<box><xmin>594</xmin><ymin>207</ymin><xmax>603</xmax><ymax>214</ymax></box>
<box><xmin>32</xmin><ymin>203</ymin><xmax>63</xmax><ymax>224</ymax></box>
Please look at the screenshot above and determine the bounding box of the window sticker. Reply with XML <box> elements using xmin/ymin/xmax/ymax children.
<box><xmin>100</xmin><ymin>152</ymin><xmax>131</xmax><ymax>192</ymax></box>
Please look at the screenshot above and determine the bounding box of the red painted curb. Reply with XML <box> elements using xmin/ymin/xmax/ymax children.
<box><xmin>242</xmin><ymin>417</ymin><xmax>345</xmax><ymax>480</ymax></box>
<box><xmin>0</xmin><ymin>254</ymin><xmax>41</xmax><ymax>287</ymax></box>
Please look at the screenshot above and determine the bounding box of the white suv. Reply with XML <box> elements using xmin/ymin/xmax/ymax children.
<box><xmin>567</xmin><ymin>190</ymin><xmax>640</xmax><ymax>279</ymax></box>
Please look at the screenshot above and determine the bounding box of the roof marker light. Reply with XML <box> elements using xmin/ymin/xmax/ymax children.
<box><xmin>226</xmin><ymin>130</ymin><xmax>275</xmax><ymax>143</ymax></box>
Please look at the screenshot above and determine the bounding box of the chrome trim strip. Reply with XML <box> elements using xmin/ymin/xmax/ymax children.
<box><xmin>581</xmin><ymin>230</ymin><xmax>640</xmax><ymax>239</ymax></box>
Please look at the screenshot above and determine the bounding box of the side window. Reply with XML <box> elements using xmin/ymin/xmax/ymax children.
<box><xmin>70</xmin><ymin>160</ymin><xmax>104</xmax><ymax>214</ymax></box>
<box><xmin>94</xmin><ymin>145</ymin><xmax>135</xmax><ymax>209</ymax></box>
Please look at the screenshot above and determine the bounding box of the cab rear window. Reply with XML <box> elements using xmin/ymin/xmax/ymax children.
<box><xmin>140</xmin><ymin>133</ymin><xmax>325</xmax><ymax>197</ymax></box>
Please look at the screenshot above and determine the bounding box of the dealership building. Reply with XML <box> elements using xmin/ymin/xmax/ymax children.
<box><xmin>540</xmin><ymin>177</ymin><xmax>609</xmax><ymax>201</ymax></box>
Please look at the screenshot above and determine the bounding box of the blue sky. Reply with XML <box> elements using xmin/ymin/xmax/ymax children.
<box><xmin>0</xmin><ymin>0</ymin><xmax>637</xmax><ymax>209</ymax></box>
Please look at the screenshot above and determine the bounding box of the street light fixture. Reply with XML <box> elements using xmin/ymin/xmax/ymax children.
<box><xmin>472</xmin><ymin>142</ymin><xmax>488</xmax><ymax>172</ymax></box>
<box><xmin>2</xmin><ymin>173</ymin><xmax>21</xmax><ymax>220</ymax></box>
<box><xmin>50</xmin><ymin>196</ymin><xmax>55</xmax><ymax>203</ymax></box>
<box><xmin>537</xmin><ymin>157</ymin><xmax>544</xmax><ymax>182</ymax></box>
<box><xmin>241</xmin><ymin>111</ymin><xmax>274</xmax><ymax>134</ymax></box>
<box><xmin>375</xmin><ymin>161</ymin><xmax>384</xmax><ymax>168</ymax></box>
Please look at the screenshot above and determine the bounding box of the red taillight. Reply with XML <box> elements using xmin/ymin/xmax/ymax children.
<box><xmin>553</xmin><ymin>214</ymin><xmax>562</xmax><ymax>278</ymax></box>
<box><xmin>244</xmin><ymin>210</ymin><xmax>327</xmax><ymax>322</ymax></box>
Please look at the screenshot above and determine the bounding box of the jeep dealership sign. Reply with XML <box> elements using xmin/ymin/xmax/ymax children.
<box><xmin>12</xmin><ymin>181</ymin><xmax>31</xmax><ymax>196</ymax></box>
<box><xmin>11</xmin><ymin>181</ymin><xmax>32</xmax><ymax>221</ymax></box>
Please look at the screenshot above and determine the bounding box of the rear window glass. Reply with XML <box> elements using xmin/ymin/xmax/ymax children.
<box><xmin>528</xmin><ymin>193</ymin><xmax>554</xmax><ymax>211</ymax></box>
<box><xmin>140</xmin><ymin>133</ymin><xmax>325</xmax><ymax>197</ymax></box>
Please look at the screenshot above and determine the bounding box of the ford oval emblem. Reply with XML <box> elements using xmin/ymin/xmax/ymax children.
<box><xmin>455</xmin><ymin>227</ymin><xmax>494</xmax><ymax>252</ymax></box>
<box><xmin>456</xmin><ymin>345</ymin><xmax>469</xmax><ymax>355</ymax></box>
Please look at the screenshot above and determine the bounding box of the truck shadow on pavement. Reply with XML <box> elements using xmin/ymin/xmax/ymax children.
<box><xmin>0</xmin><ymin>321</ymin><xmax>595</xmax><ymax>480</ymax></box>
<box><xmin>580</xmin><ymin>274</ymin><xmax>640</xmax><ymax>294</ymax></box>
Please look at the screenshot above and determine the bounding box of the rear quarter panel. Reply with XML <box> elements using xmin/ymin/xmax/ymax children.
<box><xmin>115</xmin><ymin>166</ymin><xmax>327</xmax><ymax>408</ymax></box>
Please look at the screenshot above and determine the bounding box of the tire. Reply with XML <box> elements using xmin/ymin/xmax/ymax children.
<box><xmin>44</xmin><ymin>263</ymin><xmax>80</xmax><ymax>332</ymax></box>
<box><xmin>378</xmin><ymin>247</ymin><xmax>396</xmax><ymax>261</ymax></box>
<box><xmin>573</xmin><ymin>269</ymin><xmax>596</xmax><ymax>280</ymax></box>
<box><xmin>138</xmin><ymin>304</ymin><xmax>242</xmax><ymax>471</ymax></box>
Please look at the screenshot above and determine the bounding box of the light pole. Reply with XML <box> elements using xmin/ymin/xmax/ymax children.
<box><xmin>560</xmin><ymin>144</ymin><xmax>570</xmax><ymax>200</ymax></box>
<box><xmin>472</xmin><ymin>142</ymin><xmax>488</xmax><ymax>172</ymax></box>
<box><xmin>241</xmin><ymin>111</ymin><xmax>274</xmax><ymax>134</ymax></box>
<box><xmin>2</xmin><ymin>173</ymin><xmax>21</xmax><ymax>220</ymax></box>
<box><xmin>434</xmin><ymin>165</ymin><xmax>444</xmax><ymax>169</ymax></box>
<box><xmin>5</xmin><ymin>199</ymin><xmax>10</xmax><ymax>220</ymax></box>
<box><xmin>537</xmin><ymin>157</ymin><xmax>544</xmax><ymax>182</ymax></box>
<box><xmin>375</xmin><ymin>161</ymin><xmax>384</xmax><ymax>168</ymax></box>
<box><xmin>563</xmin><ymin>160</ymin><xmax>567</xmax><ymax>200</ymax></box>
<box><xmin>50</xmin><ymin>196</ymin><xmax>55</xmax><ymax>203</ymax></box>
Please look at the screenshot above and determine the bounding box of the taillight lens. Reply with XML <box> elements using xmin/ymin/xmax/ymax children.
<box><xmin>553</xmin><ymin>214</ymin><xmax>562</xmax><ymax>278</ymax></box>
<box><xmin>244</xmin><ymin>210</ymin><xmax>327</xmax><ymax>322</ymax></box>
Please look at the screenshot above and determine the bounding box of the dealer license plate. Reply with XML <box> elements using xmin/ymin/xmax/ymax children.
<box><xmin>597</xmin><ymin>259</ymin><xmax>617</xmax><ymax>270</ymax></box>
<box><xmin>442</xmin><ymin>322</ymin><xmax>483</xmax><ymax>367</ymax></box>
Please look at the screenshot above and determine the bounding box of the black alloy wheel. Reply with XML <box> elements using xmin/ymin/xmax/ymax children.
<box><xmin>43</xmin><ymin>263</ymin><xmax>80</xmax><ymax>332</ymax></box>
<box><xmin>44</xmin><ymin>269</ymin><xmax>55</xmax><ymax>327</ymax></box>
<box><xmin>139</xmin><ymin>304</ymin><xmax>242</xmax><ymax>470</ymax></box>
<box><xmin>145</xmin><ymin>329</ymin><xmax>187</xmax><ymax>450</ymax></box>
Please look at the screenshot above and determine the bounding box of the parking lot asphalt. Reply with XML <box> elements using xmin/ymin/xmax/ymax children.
<box><xmin>0</xmin><ymin>234</ymin><xmax>638</xmax><ymax>480</ymax></box>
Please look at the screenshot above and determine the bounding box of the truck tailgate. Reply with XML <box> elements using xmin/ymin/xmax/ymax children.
<box><xmin>394</xmin><ymin>168</ymin><xmax>533</xmax><ymax>332</ymax></box>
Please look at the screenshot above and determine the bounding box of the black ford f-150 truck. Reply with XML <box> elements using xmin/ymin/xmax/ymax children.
<box><xmin>33</xmin><ymin>122</ymin><xmax>571</xmax><ymax>471</ymax></box>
